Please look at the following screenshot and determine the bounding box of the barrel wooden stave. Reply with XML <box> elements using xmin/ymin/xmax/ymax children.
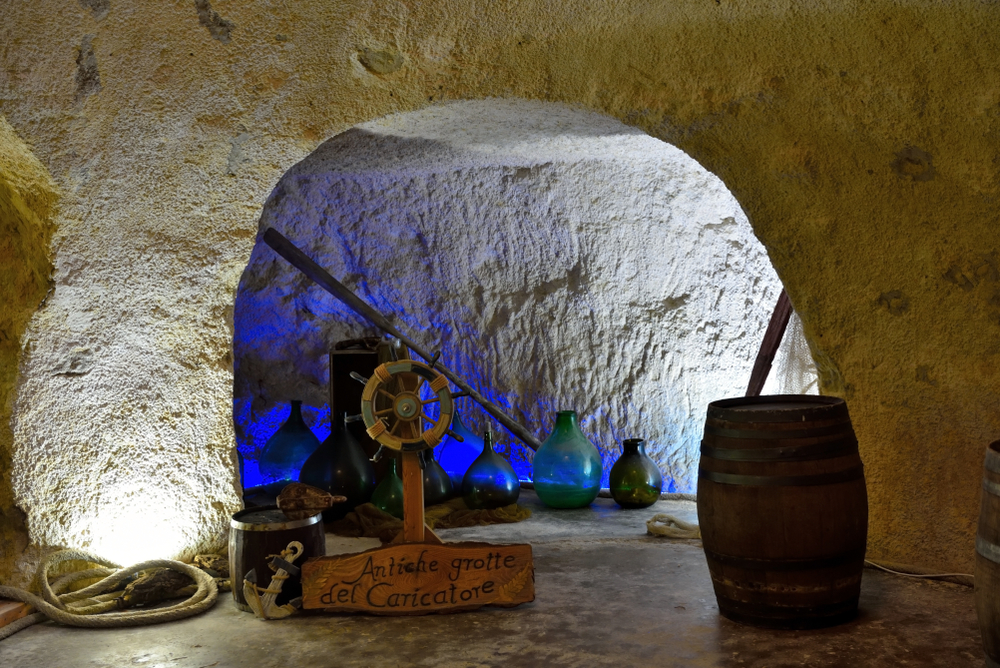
<box><xmin>976</xmin><ymin>440</ymin><xmax>1000</xmax><ymax>668</ymax></box>
<box><xmin>697</xmin><ymin>395</ymin><xmax>868</xmax><ymax>629</ymax></box>
<box><xmin>229</xmin><ymin>507</ymin><xmax>326</xmax><ymax>612</ymax></box>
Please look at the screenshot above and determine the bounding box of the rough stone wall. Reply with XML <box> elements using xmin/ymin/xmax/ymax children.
<box><xmin>0</xmin><ymin>116</ymin><xmax>57</xmax><ymax>585</ymax></box>
<box><xmin>234</xmin><ymin>99</ymin><xmax>801</xmax><ymax>492</ymax></box>
<box><xmin>1</xmin><ymin>0</ymin><xmax>998</xmax><ymax>575</ymax></box>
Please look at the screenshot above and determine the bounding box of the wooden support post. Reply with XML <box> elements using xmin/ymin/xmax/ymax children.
<box><xmin>401</xmin><ymin>450</ymin><xmax>425</xmax><ymax>543</ymax></box>
<box><xmin>746</xmin><ymin>289</ymin><xmax>794</xmax><ymax>397</ymax></box>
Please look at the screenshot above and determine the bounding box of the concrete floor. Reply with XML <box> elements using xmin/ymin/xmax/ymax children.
<box><xmin>0</xmin><ymin>491</ymin><xmax>984</xmax><ymax>667</ymax></box>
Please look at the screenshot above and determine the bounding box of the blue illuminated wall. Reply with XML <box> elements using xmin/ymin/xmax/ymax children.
<box><xmin>232</xmin><ymin>100</ymin><xmax>792</xmax><ymax>495</ymax></box>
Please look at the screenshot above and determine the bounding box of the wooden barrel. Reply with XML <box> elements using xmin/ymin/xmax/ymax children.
<box><xmin>976</xmin><ymin>440</ymin><xmax>1000</xmax><ymax>668</ymax></box>
<box><xmin>229</xmin><ymin>506</ymin><xmax>326</xmax><ymax>612</ymax></box>
<box><xmin>697</xmin><ymin>395</ymin><xmax>868</xmax><ymax>629</ymax></box>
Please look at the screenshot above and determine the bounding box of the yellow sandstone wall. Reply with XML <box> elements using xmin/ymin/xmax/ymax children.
<box><xmin>0</xmin><ymin>0</ymin><xmax>997</xmax><ymax>575</ymax></box>
<box><xmin>0</xmin><ymin>117</ymin><xmax>57</xmax><ymax>584</ymax></box>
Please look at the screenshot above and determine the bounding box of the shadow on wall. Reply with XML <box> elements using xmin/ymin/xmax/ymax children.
<box><xmin>0</xmin><ymin>116</ymin><xmax>57</xmax><ymax>584</ymax></box>
<box><xmin>232</xmin><ymin>99</ymin><xmax>817</xmax><ymax>493</ymax></box>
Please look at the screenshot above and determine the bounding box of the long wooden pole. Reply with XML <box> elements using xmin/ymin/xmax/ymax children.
<box><xmin>262</xmin><ymin>227</ymin><xmax>543</xmax><ymax>451</ymax></box>
<box><xmin>746</xmin><ymin>289</ymin><xmax>793</xmax><ymax>397</ymax></box>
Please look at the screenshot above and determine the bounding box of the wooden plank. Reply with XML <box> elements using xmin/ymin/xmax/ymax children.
<box><xmin>401</xmin><ymin>450</ymin><xmax>425</xmax><ymax>543</ymax></box>
<box><xmin>302</xmin><ymin>542</ymin><xmax>534</xmax><ymax>615</ymax></box>
<box><xmin>0</xmin><ymin>600</ymin><xmax>31</xmax><ymax>629</ymax></box>
<box><xmin>746</xmin><ymin>289</ymin><xmax>794</xmax><ymax>397</ymax></box>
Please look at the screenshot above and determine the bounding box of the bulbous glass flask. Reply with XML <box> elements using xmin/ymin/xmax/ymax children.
<box><xmin>532</xmin><ymin>410</ymin><xmax>603</xmax><ymax>509</ymax></box>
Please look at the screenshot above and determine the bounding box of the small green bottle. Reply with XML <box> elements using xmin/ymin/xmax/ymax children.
<box><xmin>370</xmin><ymin>456</ymin><xmax>404</xmax><ymax>518</ymax></box>
<box><xmin>609</xmin><ymin>438</ymin><xmax>663</xmax><ymax>509</ymax></box>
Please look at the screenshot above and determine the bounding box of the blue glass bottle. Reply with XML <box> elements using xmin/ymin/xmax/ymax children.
<box><xmin>257</xmin><ymin>400</ymin><xmax>321</xmax><ymax>485</ymax></box>
<box><xmin>462</xmin><ymin>430</ymin><xmax>520</xmax><ymax>509</ymax></box>
<box><xmin>436</xmin><ymin>411</ymin><xmax>483</xmax><ymax>489</ymax></box>
<box><xmin>532</xmin><ymin>410</ymin><xmax>603</xmax><ymax>508</ymax></box>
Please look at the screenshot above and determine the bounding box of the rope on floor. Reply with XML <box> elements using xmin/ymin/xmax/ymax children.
<box><xmin>0</xmin><ymin>549</ymin><xmax>219</xmax><ymax>641</ymax></box>
<box><xmin>863</xmin><ymin>559</ymin><xmax>974</xmax><ymax>586</ymax></box>
<box><xmin>646</xmin><ymin>514</ymin><xmax>701</xmax><ymax>539</ymax></box>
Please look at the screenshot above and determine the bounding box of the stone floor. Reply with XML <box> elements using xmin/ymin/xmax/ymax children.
<box><xmin>0</xmin><ymin>491</ymin><xmax>985</xmax><ymax>667</ymax></box>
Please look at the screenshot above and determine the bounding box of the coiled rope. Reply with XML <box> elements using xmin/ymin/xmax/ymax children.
<box><xmin>0</xmin><ymin>549</ymin><xmax>219</xmax><ymax>641</ymax></box>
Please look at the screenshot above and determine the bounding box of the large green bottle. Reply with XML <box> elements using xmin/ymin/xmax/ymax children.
<box><xmin>532</xmin><ymin>410</ymin><xmax>603</xmax><ymax>508</ymax></box>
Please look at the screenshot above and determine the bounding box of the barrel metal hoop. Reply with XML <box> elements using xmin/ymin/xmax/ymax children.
<box><xmin>716</xmin><ymin>596</ymin><xmax>859</xmax><ymax>629</ymax></box>
<box><xmin>700</xmin><ymin>437</ymin><xmax>858</xmax><ymax>463</ymax></box>
<box><xmin>976</xmin><ymin>535</ymin><xmax>1000</xmax><ymax>565</ymax></box>
<box><xmin>706</xmin><ymin>395</ymin><xmax>848</xmax><ymax>423</ymax></box>
<box><xmin>983</xmin><ymin>478</ymin><xmax>1000</xmax><ymax>498</ymax></box>
<box><xmin>698</xmin><ymin>465</ymin><xmax>865</xmax><ymax>487</ymax></box>
<box><xmin>231</xmin><ymin>511</ymin><xmax>322</xmax><ymax>531</ymax></box>
<box><xmin>704</xmin><ymin>423</ymin><xmax>853</xmax><ymax>440</ymax></box>
<box><xmin>986</xmin><ymin>448</ymin><xmax>1000</xmax><ymax>475</ymax></box>
<box><xmin>704</xmin><ymin>546</ymin><xmax>866</xmax><ymax>571</ymax></box>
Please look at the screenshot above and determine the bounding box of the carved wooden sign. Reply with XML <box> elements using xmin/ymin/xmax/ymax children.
<box><xmin>302</xmin><ymin>542</ymin><xmax>534</xmax><ymax>615</ymax></box>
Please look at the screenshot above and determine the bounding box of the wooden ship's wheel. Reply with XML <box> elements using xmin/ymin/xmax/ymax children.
<box><xmin>351</xmin><ymin>357</ymin><xmax>464</xmax><ymax>545</ymax></box>
<box><xmin>359</xmin><ymin>360</ymin><xmax>455</xmax><ymax>453</ymax></box>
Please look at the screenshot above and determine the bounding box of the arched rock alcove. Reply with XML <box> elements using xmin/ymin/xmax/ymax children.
<box><xmin>234</xmin><ymin>99</ymin><xmax>816</xmax><ymax>491</ymax></box>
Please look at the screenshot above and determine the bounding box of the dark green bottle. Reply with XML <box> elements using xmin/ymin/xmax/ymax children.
<box><xmin>370</xmin><ymin>456</ymin><xmax>404</xmax><ymax>518</ymax></box>
<box><xmin>298</xmin><ymin>412</ymin><xmax>376</xmax><ymax>522</ymax></box>
<box><xmin>609</xmin><ymin>438</ymin><xmax>663</xmax><ymax>509</ymax></box>
<box><xmin>421</xmin><ymin>448</ymin><xmax>454</xmax><ymax>506</ymax></box>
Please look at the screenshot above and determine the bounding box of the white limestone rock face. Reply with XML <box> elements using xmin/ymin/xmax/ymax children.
<box><xmin>235</xmin><ymin>99</ymin><xmax>814</xmax><ymax>492</ymax></box>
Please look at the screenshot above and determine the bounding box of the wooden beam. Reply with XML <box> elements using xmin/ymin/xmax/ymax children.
<box><xmin>0</xmin><ymin>600</ymin><xmax>30</xmax><ymax>630</ymax></box>
<box><xmin>746</xmin><ymin>289</ymin><xmax>794</xmax><ymax>397</ymax></box>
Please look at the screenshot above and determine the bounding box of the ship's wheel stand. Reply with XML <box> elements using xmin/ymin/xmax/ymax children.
<box><xmin>301</xmin><ymin>358</ymin><xmax>535</xmax><ymax>615</ymax></box>
<box><xmin>360</xmin><ymin>356</ymin><xmax>456</xmax><ymax>545</ymax></box>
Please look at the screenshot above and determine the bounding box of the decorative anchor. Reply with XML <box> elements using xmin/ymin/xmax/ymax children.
<box><xmin>243</xmin><ymin>541</ymin><xmax>305</xmax><ymax>620</ymax></box>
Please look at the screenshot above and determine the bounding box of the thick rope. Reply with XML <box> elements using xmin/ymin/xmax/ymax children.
<box><xmin>0</xmin><ymin>548</ymin><xmax>219</xmax><ymax>641</ymax></box>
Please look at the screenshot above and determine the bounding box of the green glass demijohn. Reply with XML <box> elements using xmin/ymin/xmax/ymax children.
<box><xmin>257</xmin><ymin>400</ymin><xmax>321</xmax><ymax>485</ymax></box>
<box><xmin>609</xmin><ymin>438</ymin><xmax>663</xmax><ymax>509</ymax></box>
<box><xmin>370</xmin><ymin>456</ymin><xmax>404</xmax><ymax>519</ymax></box>
<box><xmin>462</xmin><ymin>430</ymin><xmax>520</xmax><ymax>509</ymax></box>
<box><xmin>297</xmin><ymin>412</ymin><xmax>376</xmax><ymax>521</ymax></box>
<box><xmin>420</xmin><ymin>448</ymin><xmax>454</xmax><ymax>506</ymax></box>
<box><xmin>532</xmin><ymin>410</ymin><xmax>603</xmax><ymax>508</ymax></box>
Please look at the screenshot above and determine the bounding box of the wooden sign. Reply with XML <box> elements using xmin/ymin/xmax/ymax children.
<box><xmin>302</xmin><ymin>542</ymin><xmax>534</xmax><ymax>615</ymax></box>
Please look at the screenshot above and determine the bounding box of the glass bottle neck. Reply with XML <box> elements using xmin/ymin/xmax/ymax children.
<box><xmin>623</xmin><ymin>439</ymin><xmax>645</xmax><ymax>455</ymax></box>
<box><xmin>288</xmin><ymin>400</ymin><xmax>304</xmax><ymax>423</ymax></box>
<box><xmin>553</xmin><ymin>410</ymin><xmax>579</xmax><ymax>435</ymax></box>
